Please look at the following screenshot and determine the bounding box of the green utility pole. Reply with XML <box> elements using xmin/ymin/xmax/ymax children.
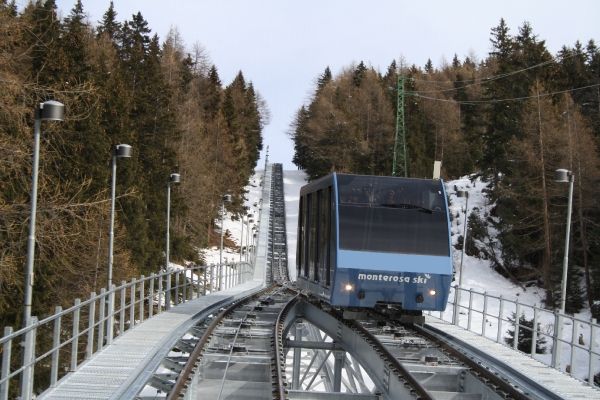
<box><xmin>392</xmin><ymin>74</ymin><xmax>407</xmax><ymax>177</ymax></box>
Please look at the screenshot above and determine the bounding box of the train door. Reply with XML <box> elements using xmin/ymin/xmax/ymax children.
<box><xmin>303</xmin><ymin>194</ymin><xmax>310</xmax><ymax>278</ymax></box>
<box><xmin>297</xmin><ymin>196</ymin><xmax>305</xmax><ymax>278</ymax></box>
<box><xmin>326</xmin><ymin>186</ymin><xmax>333</xmax><ymax>287</ymax></box>
<box><xmin>308</xmin><ymin>192</ymin><xmax>318</xmax><ymax>281</ymax></box>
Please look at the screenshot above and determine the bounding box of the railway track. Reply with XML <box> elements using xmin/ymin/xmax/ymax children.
<box><xmin>268</xmin><ymin>163</ymin><xmax>289</xmax><ymax>284</ymax></box>
<box><xmin>162</xmin><ymin>286</ymin><xmax>295</xmax><ymax>399</ymax></box>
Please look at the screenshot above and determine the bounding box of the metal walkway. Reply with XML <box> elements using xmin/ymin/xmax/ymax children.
<box><xmin>38</xmin><ymin>167</ymin><xmax>273</xmax><ymax>400</ymax></box>
<box><xmin>424</xmin><ymin>316</ymin><xmax>600</xmax><ymax>400</ymax></box>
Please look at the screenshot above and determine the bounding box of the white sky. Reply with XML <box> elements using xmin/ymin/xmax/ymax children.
<box><xmin>29</xmin><ymin>1</ymin><xmax>600</xmax><ymax>168</ymax></box>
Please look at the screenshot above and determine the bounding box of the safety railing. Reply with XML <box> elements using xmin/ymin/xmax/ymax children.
<box><xmin>427</xmin><ymin>285</ymin><xmax>599</xmax><ymax>387</ymax></box>
<box><xmin>0</xmin><ymin>261</ymin><xmax>253</xmax><ymax>400</ymax></box>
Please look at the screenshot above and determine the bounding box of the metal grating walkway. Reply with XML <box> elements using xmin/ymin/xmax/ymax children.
<box><xmin>425</xmin><ymin>316</ymin><xmax>600</xmax><ymax>400</ymax></box>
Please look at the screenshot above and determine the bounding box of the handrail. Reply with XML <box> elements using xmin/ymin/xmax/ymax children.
<box><xmin>427</xmin><ymin>285</ymin><xmax>599</xmax><ymax>387</ymax></box>
<box><xmin>0</xmin><ymin>261</ymin><xmax>254</xmax><ymax>400</ymax></box>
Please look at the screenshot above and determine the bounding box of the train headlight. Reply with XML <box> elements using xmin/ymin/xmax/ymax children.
<box><xmin>429</xmin><ymin>289</ymin><xmax>437</xmax><ymax>296</ymax></box>
<box><xmin>343</xmin><ymin>283</ymin><xmax>354</xmax><ymax>292</ymax></box>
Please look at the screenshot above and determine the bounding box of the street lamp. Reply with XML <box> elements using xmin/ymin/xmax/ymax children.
<box><xmin>555</xmin><ymin>169</ymin><xmax>574</xmax><ymax>314</ymax></box>
<box><xmin>107</xmin><ymin>144</ymin><xmax>132</xmax><ymax>290</ymax></box>
<box><xmin>218</xmin><ymin>194</ymin><xmax>232</xmax><ymax>291</ymax></box>
<box><xmin>453</xmin><ymin>189</ymin><xmax>469</xmax><ymax>325</ymax></box>
<box><xmin>246</xmin><ymin>213</ymin><xmax>254</xmax><ymax>262</ymax></box>
<box><xmin>219</xmin><ymin>194</ymin><xmax>232</xmax><ymax>266</ymax></box>
<box><xmin>239</xmin><ymin>208</ymin><xmax>249</xmax><ymax>262</ymax></box>
<box><xmin>456</xmin><ymin>190</ymin><xmax>469</xmax><ymax>289</ymax></box>
<box><xmin>165</xmin><ymin>173</ymin><xmax>180</xmax><ymax>309</ymax></box>
<box><xmin>23</xmin><ymin>100</ymin><xmax>64</xmax><ymax>327</ymax></box>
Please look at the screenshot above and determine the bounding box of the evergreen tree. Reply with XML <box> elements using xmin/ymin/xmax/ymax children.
<box><xmin>97</xmin><ymin>1</ymin><xmax>121</xmax><ymax>41</ymax></box>
<box><xmin>424</xmin><ymin>58</ymin><xmax>434</xmax><ymax>73</ymax></box>
<box><xmin>504</xmin><ymin>313</ymin><xmax>547</xmax><ymax>353</ymax></box>
<box><xmin>353</xmin><ymin>61</ymin><xmax>367</xmax><ymax>87</ymax></box>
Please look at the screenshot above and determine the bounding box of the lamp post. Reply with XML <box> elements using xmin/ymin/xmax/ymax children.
<box><xmin>456</xmin><ymin>190</ymin><xmax>469</xmax><ymax>289</ymax></box>
<box><xmin>453</xmin><ymin>189</ymin><xmax>469</xmax><ymax>325</ymax></box>
<box><xmin>239</xmin><ymin>209</ymin><xmax>247</xmax><ymax>262</ymax></box>
<box><xmin>107</xmin><ymin>144</ymin><xmax>132</xmax><ymax>290</ymax></box>
<box><xmin>219</xmin><ymin>194</ymin><xmax>232</xmax><ymax>290</ymax></box>
<box><xmin>246</xmin><ymin>213</ymin><xmax>254</xmax><ymax>262</ymax></box>
<box><xmin>23</xmin><ymin>100</ymin><xmax>64</xmax><ymax>327</ymax></box>
<box><xmin>165</xmin><ymin>173</ymin><xmax>180</xmax><ymax>309</ymax></box>
<box><xmin>555</xmin><ymin>169</ymin><xmax>574</xmax><ymax>314</ymax></box>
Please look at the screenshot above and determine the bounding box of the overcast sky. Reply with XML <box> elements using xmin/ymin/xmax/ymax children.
<box><xmin>32</xmin><ymin>1</ymin><xmax>600</xmax><ymax>168</ymax></box>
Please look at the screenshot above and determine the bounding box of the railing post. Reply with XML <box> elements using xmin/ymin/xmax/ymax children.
<box><xmin>496</xmin><ymin>295</ymin><xmax>504</xmax><ymax>343</ymax></box>
<box><xmin>1</xmin><ymin>326</ymin><xmax>13</xmax><ymax>400</ymax></box>
<box><xmin>452</xmin><ymin>286</ymin><xmax>459</xmax><ymax>326</ymax></box>
<box><xmin>86</xmin><ymin>293</ymin><xmax>96</xmax><ymax>358</ymax></box>
<box><xmin>531</xmin><ymin>307</ymin><xmax>539</xmax><ymax>356</ymax></box>
<box><xmin>139</xmin><ymin>275</ymin><xmax>145</xmax><ymax>323</ymax></box>
<box><xmin>569</xmin><ymin>316</ymin><xmax>576</xmax><ymax>376</ymax></box>
<box><xmin>181</xmin><ymin>270</ymin><xmax>187</xmax><ymax>303</ymax></box>
<box><xmin>174</xmin><ymin>271</ymin><xmax>180</xmax><ymax>306</ymax></box>
<box><xmin>97</xmin><ymin>289</ymin><xmax>106</xmax><ymax>351</ymax></box>
<box><xmin>119</xmin><ymin>281</ymin><xmax>126</xmax><ymax>334</ymax></box>
<box><xmin>149</xmin><ymin>275</ymin><xmax>155</xmax><ymax>318</ymax></box>
<box><xmin>551</xmin><ymin>312</ymin><xmax>561</xmax><ymax>368</ymax></box>
<box><xmin>166</xmin><ymin>270</ymin><xmax>172</xmax><ymax>310</ymax></box>
<box><xmin>107</xmin><ymin>286</ymin><xmax>115</xmax><ymax>345</ymax></box>
<box><xmin>158</xmin><ymin>273</ymin><xmax>163</xmax><ymax>313</ymax></box>
<box><xmin>70</xmin><ymin>299</ymin><xmax>80</xmax><ymax>371</ymax></box>
<box><xmin>20</xmin><ymin>317</ymin><xmax>37</xmax><ymax>400</ymax></box>
<box><xmin>196</xmin><ymin>266</ymin><xmax>200</xmax><ymax>296</ymax></box>
<box><xmin>50</xmin><ymin>306</ymin><xmax>62</xmax><ymax>387</ymax></box>
<box><xmin>467</xmin><ymin>288</ymin><xmax>473</xmax><ymax>331</ymax></box>
<box><xmin>588</xmin><ymin>319</ymin><xmax>596</xmax><ymax>386</ymax></box>
<box><xmin>513</xmin><ymin>298</ymin><xmax>520</xmax><ymax>351</ymax></box>
<box><xmin>482</xmin><ymin>292</ymin><xmax>488</xmax><ymax>337</ymax></box>
<box><xmin>130</xmin><ymin>278</ymin><xmax>136</xmax><ymax>328</ymax></box>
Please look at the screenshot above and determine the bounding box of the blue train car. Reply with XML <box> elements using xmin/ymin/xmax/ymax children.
<box><xmin>296</xmin><ymin>173</ymin><xmax>452</xmax><ymax>317</ymax></box>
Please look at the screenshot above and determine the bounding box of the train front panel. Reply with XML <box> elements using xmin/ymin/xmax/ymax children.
<box><xmin>330</xmin><ymin>174</ymin><xmax>453</xmax><ymax>311</ymax></box>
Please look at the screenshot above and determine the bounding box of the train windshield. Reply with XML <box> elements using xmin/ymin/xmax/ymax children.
<box><xmin>337</xmin><ymin>175</ymin><xmax>449</xmax><ymax>256</ymax></box>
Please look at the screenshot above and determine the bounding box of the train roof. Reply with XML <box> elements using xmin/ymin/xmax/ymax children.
<box><xmin>299</xmin><ymin>172</ymin><xmax>444</xmax><ymax>196</ymax></box>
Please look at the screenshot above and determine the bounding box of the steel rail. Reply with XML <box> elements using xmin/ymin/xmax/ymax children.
<box><xmin>273</xmin><ymin>294</ymin><xmax>300</xmax><ymax>399</ymax></box>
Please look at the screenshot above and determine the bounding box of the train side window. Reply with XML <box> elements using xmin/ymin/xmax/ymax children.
<box><xmin>322</xmin><ymin>186</ymin><xmax>331</xmax><ymax>287</ymax></box>
<box><xmin>303</xmin><ymin>194</ymin><xmax>310</xmax><ymax>278</ymax></box>
<box><xmin>318</xmin><ymin>188</ymin><xmax>328</xmax><ymax>286</ymax></box>
<box><xmin>314</xmin><ymin>190</ymin><xmax>321</xmax><ymax>282</ymax></box>
<box><xmin>308</xmin><ymin>192</ymin><xmax>317</xmax><ymax>280</ymax></box>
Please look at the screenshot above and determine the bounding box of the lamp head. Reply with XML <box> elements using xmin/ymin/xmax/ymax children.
<box><xmin>38</xmin><ymin>100</ymin><xmax>65</xmax><ymax>121</ymax></box>
<box><xmin>170</xmin><ymin>173</ymin><xmax>181</xmax><ymax>184</ymax></box>
<box><xmin>115</xmin><ymin>144</ymin><xmax>132</xmax><ymax>158</ymax></box>
<box><xmin>554</xmin><ymin>169</ymin><xmax>571</xmax><ymax>183</ymax></box>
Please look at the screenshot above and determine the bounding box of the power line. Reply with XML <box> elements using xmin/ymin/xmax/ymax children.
<box><xmin>404</xmin><ymin>52</ymin><xmax>580</xmax><ymax>94</ymax></box>
<box><xmin>410</xmin><ymin>83</ymin><xmax>600</xmax><ymax>105</ymax></box>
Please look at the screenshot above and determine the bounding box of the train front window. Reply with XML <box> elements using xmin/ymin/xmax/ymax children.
<box><xmin>337</xmin><ymin>175</ymin><xmax>449</xmax><ymax>256</ymax></box>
